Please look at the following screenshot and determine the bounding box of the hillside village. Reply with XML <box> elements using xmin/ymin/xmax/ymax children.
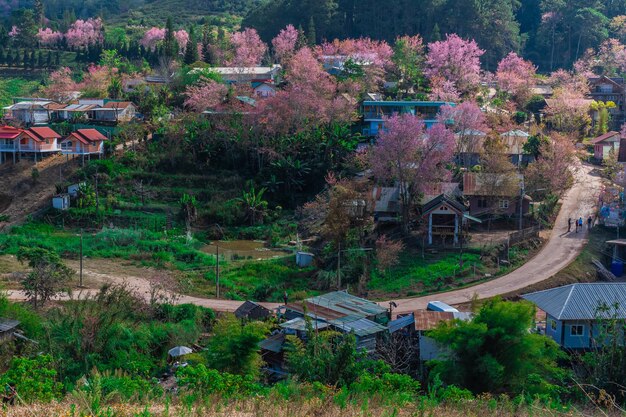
<box><xmin>3</xmin><ymin>1</ymin><xmax>626</xmax><ymax>416</ymax></box>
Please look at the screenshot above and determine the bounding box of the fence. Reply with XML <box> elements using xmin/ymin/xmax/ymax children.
<box><xmin>508</xmin><ymin>226</ymin><xmax>541</xmax><ymax>245</ymax></box>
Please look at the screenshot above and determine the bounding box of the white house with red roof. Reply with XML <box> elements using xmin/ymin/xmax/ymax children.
<box><xmin>60</xmin><ymin>129</ymin><xmax>108</xmax><ymax>157</ymax></box>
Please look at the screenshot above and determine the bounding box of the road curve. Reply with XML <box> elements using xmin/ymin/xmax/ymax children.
<box><xmin>5</xmin><ymin>163</ymin><xmax>601</xmax><ymax>313</ymax></box>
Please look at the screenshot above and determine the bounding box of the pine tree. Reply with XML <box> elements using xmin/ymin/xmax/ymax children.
<box><xmin>37</xmin><ymin>50</ymin><xmax>43</xmax><ymax>68</ymax></box>
<box><xmin>431</xmin><ymin>23</ymin><xmax>441</xmax><ymax>42</ymax></box>
<box><xmin>0</xmin><ymin>49</ymin><xmax>4</xmax><ymax>66</ymax></box>
<box><xmin>6</xmin><ymin>49</ymin><xmax>13</xmax><ymax>67</ymax></box>
<box><xmin>23</xmin><ymin>50</ymin><xmax>29</xmax><ymax>69</ymax></box>
<box><xmin>307</xmin><ymin>17</ymin><xmax>316</xmax><ymax>46</ymax></box>
<box><xmin>55</xmin><ymin>51</ymin><xmax>60</xmax><ymax>67</ymax></box>
<box><xmin>163</xmin><ymin>17</ymin><xmax>178</xmax><ymax>59</ymax></box>
<box><xmin>34</xmin><ymin>0</ymin><xmax>45</xmax><ymax>26</ymax></box>
<box><xmin>46</xmin><ymin>50</ymin><xmax>52</xmax><ymax>68</ymax></box>
<box><xmin>184</xmin><ymin>26</ymin><xmax>199</xmax><ymax>65</ymax></box>
<box><xmin>295</xmin><ymin>25</ymin><xmax>308</xmax><ymax>50</ymax></box>
<box><xmin>30</xmin><ymin>50</ymin><xmax>36</xmax><ymax>70</ymax></box>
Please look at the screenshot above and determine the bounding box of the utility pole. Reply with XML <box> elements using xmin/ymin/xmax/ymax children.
<box><xmin>215</xmin><ymin>245</ymin><xmax>220</xmax><ymax>298</ymax></box>
<box><xmin>337</xmin><ymin>243</ymin><xmax>341</xmax><ymax>290</ymax></box>
<box><xmin>79</xmin><ymin>229</ymin><xmax>84</xmax><ymax>287</ymax></box>
<box><xmin>519</xmin><ymin>178</ymin><xmax>525</xmax><ymax>231</ymax></box>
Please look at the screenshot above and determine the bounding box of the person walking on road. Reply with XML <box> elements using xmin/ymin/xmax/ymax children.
<box><xmin>587</xmin><ymin>216</ymin><xmax>593</xmax><ymax>230</ymax></box>
<box><xmin>568</xmin><ymin>218</ymin><xmax>572</xmax><ymax>232</ymax></box>
<box><xmin>578</xmin><ymin>217</ymin><xmax>583</xmax><ymax>232</ymax></box>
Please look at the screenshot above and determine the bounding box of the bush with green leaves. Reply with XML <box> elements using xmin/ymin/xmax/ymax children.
<box><xmin>0</xmin><ymin>355</ymin><xmax>62</xmax><ymax>403</ymax></box>
<box><xmin>176</xmin><ymin>364</ymin><xmax>263</xmax><ymax>398</ymax></box>
<box><xmin>428</xmin><ymin>299</ymin><xmax>567</xmax><ymax>398</ymax></box>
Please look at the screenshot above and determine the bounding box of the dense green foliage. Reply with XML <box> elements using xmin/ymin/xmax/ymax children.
<box><xmin>244</xmin><ymin>0</ymin><xmax>626</xmax><ymax>70</ymax></box>
<box><xmin>428</xmin><ymin>299</ymin><xmax>566</xmax><ymax>397</ymax></box>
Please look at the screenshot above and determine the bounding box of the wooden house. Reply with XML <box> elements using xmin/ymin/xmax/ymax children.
<box><xmin>592</xmin><ymin>131</ymin><xmax>621</xmax><ymax>161</ymax></box>
<box><xmin>523</xmin><ymin>283</ymin><xmax>626</xmax><ymax>350</ymax></box>
<box><xmin>421</xmin><ymin>194</ymin><xmax>474</xmax><ymax>246</ymax></box>
<box><xmin>463</xmin><ymin>172</ymin><xmax>530</xmax><ymax>218</ymax></box>
<box><xmin>234</xmin><ymin>301</ymin><xmax>272</xmax><ymax>321</ymax></box>
<box><xmin>588</xmin><ymin>76</ymin><xmax>625</xmax><ymax>129</ymax></box>
<box><xmin>92</xmin><ymin>101</ymin><xmax>137</xmax><ymax>123</ymax></box>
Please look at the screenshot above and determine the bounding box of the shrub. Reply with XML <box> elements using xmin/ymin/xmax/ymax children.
<box><xmin>176</xmin><ymin>364</ymin><xmax>263</xmax><ymax>398</ymax></box>
<box><xmin>0</xmin><ymin>355</ymin><xmax>62</xmax><ymax>403</ymax></box>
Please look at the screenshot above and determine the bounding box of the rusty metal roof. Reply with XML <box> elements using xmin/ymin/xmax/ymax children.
<box><xmin>413</xmin><ymin>311</ymin><xmax>455</xmax><ymax>331</ymax></box>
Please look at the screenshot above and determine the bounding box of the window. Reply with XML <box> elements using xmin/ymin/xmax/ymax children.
<box><xmin>477</xmin><ymin>199</ymin><xmax>488</xmax><ymax>208</ymax></box>
<box><xmin>550</xmin><ymin>319</ymin><xmax>557</xmax><ymax>331</ymax></box>
<box><xmin>600</xmin><ymin>84</ymin><xmax>613</xmax><ymax>93</ymax></box>
<box><xmin>45</xmin><ymin>139</ymin><xmax>49</xmax><ymax>144</ymax></box>
<box><xmin>570</xmin><ymin>325</ymin><xmax>584</xmax><ymax>336</ymax></box>
<box><xmin>499</xmin><ymin>200</ymin><xmax>509</xmax><ymax>209</ymax></box>
<box><xmin>61</xmin><ymin>141</ymin><xmax>72</xmax><ymax>149</ymax></box>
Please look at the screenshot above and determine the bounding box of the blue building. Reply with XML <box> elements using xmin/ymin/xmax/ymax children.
<box><xmin>361</xmin><ymin>100</ymin><xmax>455</xmax><ymax>136</ymax></box>
<box><xmin>523</xmin><ymin>283</ymin><xmax>626</xmax><ymax>350</ymax></box>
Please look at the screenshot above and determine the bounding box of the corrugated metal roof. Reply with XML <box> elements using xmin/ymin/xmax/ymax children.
<box><xmin>388</xmin><ymin>314</ymin><xmax>415</xmax><ymax>333</ymax></box>
<box><xmin>330</xmin><ymin>317</ymin><xmax>386</xmax><ymax>337</ymax></box>
<box><xmin>280</xmin><ymin>317</ymin><xmax>330</xmax><ymax>331</ymax></box>
<box><xmin>304</xmin><ymin>291</ymin><xmax>388</xmax><ymax>318</ymax></box>
<box><xmin>463</xmin><ymin>172</ymin><xmax>522</xmax><ymax>197</ymax></box>
<box><xmin>0</xmin><ymin>318</ymin><xmax>19</xmax><ymax>332</ymax></box>
<box><xmin>413</xmin><ymin>311</ymin><xmax>455</xmax><ymax>330</ymax></box>
<box><xmin>522</xmin><ymin>283</ymin><xmax>626</xmax><ymax>320</ymax></box>
<box><xmin>259</xmin><ymin>333</ymin><xmax>285</xmax><ymax>353</ymax></box>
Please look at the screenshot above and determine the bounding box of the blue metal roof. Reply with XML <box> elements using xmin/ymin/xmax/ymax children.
<box><xmin>522</xmin><ymin>283</ymin><xmax>626</xmax><ymax>320</ymax></box>
<box><xmin>388</xmin><ymin>314</ymin><xmax>415</xmax><ymax>333</ymax></box>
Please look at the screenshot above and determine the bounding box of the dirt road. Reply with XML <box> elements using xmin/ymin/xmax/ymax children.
<box><xmin>4</xmin><ymin>163</ymin><xmax>602</xmax><ymax>314</ymax></box>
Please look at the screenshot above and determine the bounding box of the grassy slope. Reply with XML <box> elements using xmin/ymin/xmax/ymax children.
<box><xmin>0</xmin><ymin>78</ymin><xmax>41</xmax><ymax>107</ymax></box>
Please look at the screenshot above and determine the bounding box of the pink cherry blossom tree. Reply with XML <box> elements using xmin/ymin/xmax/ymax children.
<box><xmin>41</xmin><ymin>67</ymin><xmax>78</xmax><ymax>102</ymax></box>
<box><xmin>65</xmin><ymin>17</ymin><xmax>104</xmax><ymax>49</ymax></box>
<box><xmin>429</xmin><ymin>76</ymin><xmax>460</xmax><ymax>102</ymax></box>
<box><xmin>437</xmin><ymin>101</ymin><xmax>486</xmax><ymax>167</ymax></box>
<box><xmin>370</xmin><ymin>113</ymin><xmax>454</xmax><ymax>233</ymax></box>
<box><xmin>545</xmin><ymin>88</ymin><xmax>592</xmax><ymax>136</ymax></box>
<box><xmin>37</xmin><ymin>28</ymin><xmax>63</xmax><ymax>46</ymax></box>
<box><xmin>317</xmin><ymin>38</ymin><xmax>393</xmax><ymax>68</ymax></box>
<box><xmin>426</xmin><ymin>34</ymin><xmax>484</xmax><ymax>96</ymax></box>
<box><xmin>548</xmin><ymin>69</ymin><xmax>590</xmax><ymax>95</ymax></box>
<box><xmin>183</xmin><ymin>78</ymin><xmax>229</xmax><ymax>112</ymax></box>
<box><xmin>174</xmin><ymin>30</ymin><xmax>189</xmax><ymax>53</ymax></box>
<box><xmin>229</xmin><ymin>28</ymin><xmax>267</xmax><ymax>67</ymax></box>
<box><xmin>271</xmin><ymin>24</ymin><xmax>298</xmax><ymax>63</ymax></box>
<box><xmin>255</xmin><ymin>47</ymin><xmax>356</xmax><ymax>135</ymax></box>
<box><xmin>496</xmin><ymin>52</ymin><xmax>537</xmax><ymax>103</ymax></box>
<box><xmin>141</xmin><ymin>27</ymin><xmax>166</xmax><ymax>51</ymax></box>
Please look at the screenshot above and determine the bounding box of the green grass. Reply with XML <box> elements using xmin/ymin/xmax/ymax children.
<box><xmin>369</xmin><ymin>251</ymin><xmax>483</xmax><ymax>296</ymax></box>
<box><xmin>0</xmin><ymin>77</ymin><xmax>41</xmax><ymax>107</ymax></box>
<box><xmin>0</xmin><ymin>221</ymin><xmax>216</xmax><ymax>271</ymax></box>
<box><xmin>186</xmin><ymin>257</ymin><xmax>317</xmax><ymax>302</ymax></box>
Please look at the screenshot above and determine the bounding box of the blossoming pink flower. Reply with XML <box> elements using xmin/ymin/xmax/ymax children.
<box><xmin>272</xmin><ymin>24</ymin><xmax>298</xmax><ymax>63</ymax></box>
<box><xmin>141</xmin><ymin>27</ymin><xmax>166</xmax><ymax>51</ymax></box>
<box><xmin>65</xmin><ymin>17</ymin><xmax>104</xmax><ymax>49</ymax></box>
<box><xmin>229</xmin><ymin>28</ymin><xmax>267</xmax><ymax>67</ymax></box>
<box><xmin>37</xmin><ymin>28</ymin><xmax>63</xmax><ymax>46</ymax></box>
<box><xmin>8</xmin><ymin>25</ymin><xmax>19</xmax><ymax>37</ymax></box>
<box><xmin>174</xmin><ymin>30</ymin><xmax>189</xmax><ymax>53</ymax></box>
<box><xmin>426</xmin><ymin>34</ymin><xmax>484</xmax><ymax>95</ymax></box>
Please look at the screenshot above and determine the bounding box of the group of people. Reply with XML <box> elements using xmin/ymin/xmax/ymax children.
<box><xmin>567</xmin><ymin>216</ymin><xmax>593</xmax><ymax>233</ymax></box>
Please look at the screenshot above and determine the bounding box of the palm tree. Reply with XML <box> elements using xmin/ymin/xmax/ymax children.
<box><xmin>237</xmin><ymin>183</ymin><xmax>268</xmax><ymax>226</ymax></box>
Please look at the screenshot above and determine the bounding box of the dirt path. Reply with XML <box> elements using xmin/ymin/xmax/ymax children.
<box><xmin>3</xmin><ymin>162</ymin><xmax>602</xmax><ymax>314</ymax></box>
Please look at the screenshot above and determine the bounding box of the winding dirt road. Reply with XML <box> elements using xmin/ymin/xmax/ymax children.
<box><xmin>5</xmin><ymin>163</ymin><xmax>602</xmax><ymax>313</ymax></box>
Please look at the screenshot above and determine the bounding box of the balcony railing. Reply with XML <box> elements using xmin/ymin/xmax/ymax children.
<box><xmin>0</xmin><ymin>144</ymin><xmax>17</xmax><ymax>150</ymax></box>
